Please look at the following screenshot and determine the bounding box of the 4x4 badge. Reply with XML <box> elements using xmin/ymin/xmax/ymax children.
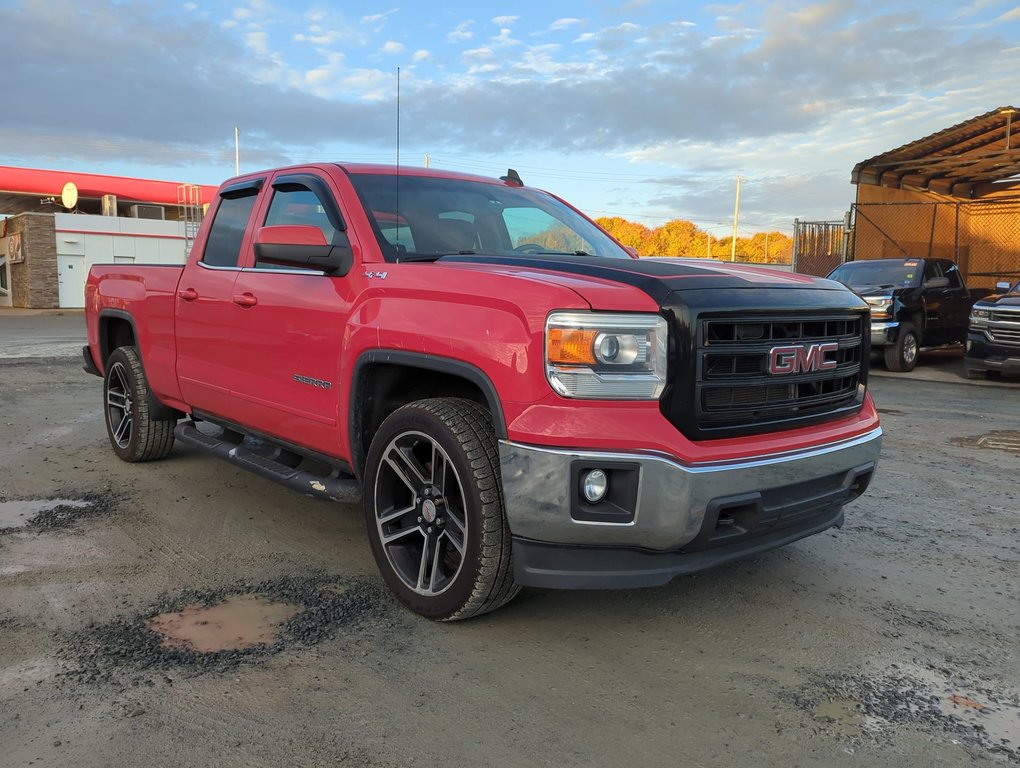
<box><xmin>768</xmin><ymin>343</ymin><xmax>838</xmax><ymax>375</ymax></box>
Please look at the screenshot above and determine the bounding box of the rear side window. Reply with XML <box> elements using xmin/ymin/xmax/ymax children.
<box><xmin>201</xmin><ymin>192</ymin><xmax>259</xmax><ymax>267</ymax></box>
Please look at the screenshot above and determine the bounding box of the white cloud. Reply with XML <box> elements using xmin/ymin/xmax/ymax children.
<box><xmin>246</xmin><ymin>31</ymin><xmax>269</xmax><ymax>55</ymax></box>
<box><xmin>412</xmin><ymin>49</ymin><xmax>430</xmax><ymax>62</ymax></box>
<box><xmin>573</xmin><ymin>32</ymin><xmax>596</xmax><ymax>43</ymax></box>
<box><xmin>363</xmin><ymin>9</ymin><xmax>399</xmax><ymax>23</ymax></box>
<box><xmin>491</xmin><ymin>28</ymin><xmax>520</xmax><ymax>47</ymax></box>
<box><xmin>183</xmin><ymin>2</ymin><xmax>197</xmax><ymax>10</ymax></box>
<box><xmin>382</xmin><ymin>41</ymin><xmax>405</xmax><ymax>54</ymax></box>
<box><xmin>234</xmin><ymin>7</ymin><xmax>253</xmax><ymax>20</ymax></box>
<box><xmin>492</xmin><ymin>15</ymin><xmax>518</xmax><ymax>26</ymax></box>
<box><xmin>549</xmin><ymin>18</ymin><xmax>581</xmax><ymax>31</ymax></box>
<box><xmin>447</xmin><ymin>20</ymin><xmax>474</xmax><ymax>42</ymax></box>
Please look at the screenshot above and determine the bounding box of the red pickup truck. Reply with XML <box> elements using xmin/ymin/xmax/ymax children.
<box><xmin>84</xmin><ymin>163</ymin><xmax>882</xmax><ymax>620</ymax></box>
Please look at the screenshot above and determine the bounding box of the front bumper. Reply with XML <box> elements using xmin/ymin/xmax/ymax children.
<box><xmin>965</xmin><ymin>333</ymin><xmax>1020</xmax><ymax>374</ymax></box>
<box><xmin>499</xmin><ymin>427</ymin><xmax>882</xmax><ymax>588</ymax></box>
<box><xmin>870</xmin><ymin>320</ymin><xmax>898</xmax><ymax>347</ymax></box>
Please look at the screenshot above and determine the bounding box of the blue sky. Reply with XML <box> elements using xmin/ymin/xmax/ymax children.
<box><xmin>3</xmin><ymin>0</ymin><xmax>1018</xmax><ymax>234</ymax></box>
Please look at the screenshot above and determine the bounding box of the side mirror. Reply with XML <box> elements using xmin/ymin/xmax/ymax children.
<box><xmin>923</xmin><ymin>276</ymin><xmax>949</xmax><ymax>289</ymax></box>
<box><xmin>996</xmin><ymin>280</ymin><xmax>1012</xmax><ymax>292</ymax></box>
<box><xmin>253</xmin><ymin>225</ymin><xmax>352</xmax><ymax>274</ymax></box>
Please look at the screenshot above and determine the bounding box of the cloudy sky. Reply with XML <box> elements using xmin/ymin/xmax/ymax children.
<box><xmin>3</xmin><ymin>0</ymin><xmax>1018</xmax><ymax>233</ymax></box>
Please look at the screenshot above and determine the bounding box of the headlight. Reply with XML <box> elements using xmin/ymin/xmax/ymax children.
<box><xmin>970</xmin><ymin>307</ymin><xmax>990</xmax><ymax>325</ymax></box>
<box><xmin>545</xmin><ymin>312</ymin><xmax>668</xmax><ymax>399</ymax></box>
<box><xmin>865</xmin><ymin>296</ymin><xmax>892</xmax><ymax>319</ymax></box>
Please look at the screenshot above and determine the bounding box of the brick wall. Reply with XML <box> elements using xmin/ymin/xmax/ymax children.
<box><xmin>6</xmin><ymin>213</ymin><xmax>57</xmax><ymax>308</ymax></box>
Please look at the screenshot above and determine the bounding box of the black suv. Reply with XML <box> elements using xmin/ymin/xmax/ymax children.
<box><xmin>965</xmin><ymin>279</ymin><xmax>1020</xmax><ymax>379</ymax></box>
<box><xmin>827</xmin><ymin>258</ymin><xmax>972</xmax><ymax>372</ymax></box>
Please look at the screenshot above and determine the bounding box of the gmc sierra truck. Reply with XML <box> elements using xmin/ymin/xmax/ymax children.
<box><xmin>827</xmin><ymin>257</ymin><xmax>972</xmax><ymax>372</ymax></box>
<box><xmin>84</xmin><ymin>163</ymin><xmax>882</xmax><ymax>621</ymax></box>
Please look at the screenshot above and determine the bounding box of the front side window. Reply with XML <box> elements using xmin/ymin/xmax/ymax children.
<box><xmin>201</xmin><ymin>192</ymin><xmax>259</xmax><ymax>267</ymax></box>
<box><xmin>944</xmin><ymin>264</ymin><xmax>964</xmax><ymax>289</ymax></box>
<box><xmin>264</xmin><ymin>187</ymin><xmax>336</xmax><ymax>242</ymax></box>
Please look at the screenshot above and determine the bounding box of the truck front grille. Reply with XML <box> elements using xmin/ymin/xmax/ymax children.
<box><xmin>988</xmin><ymin>326</ymin><xmax>1020</xmax><ymax>345</ymax></box>
<box><xmin>689</xmin><ymin>313</ymin><xmax>865</xmax><ymax>438</ymax></box>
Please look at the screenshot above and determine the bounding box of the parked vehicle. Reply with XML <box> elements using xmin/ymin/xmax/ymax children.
<box><xmin>965</xmin><ymin>278</ymin><xmax>1020</xmax><ymax>379</ymax></box>
<box><xmin>827</xmin><ymin>258</ymin><xmax>972</xmax><ymax>372</ymax></box>
<box><xmin>84</xmin><ymin>163</ymin><xmax>882</xmax><ymax>620</ymax></box>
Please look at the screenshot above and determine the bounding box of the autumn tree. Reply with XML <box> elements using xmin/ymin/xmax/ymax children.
<box><xmin>595</xmin><ymin>216</ymin><xmax>651</xmax><ymax>253</ymax></box>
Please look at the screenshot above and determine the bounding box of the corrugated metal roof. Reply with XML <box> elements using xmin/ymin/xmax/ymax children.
<box><xmin>852</xmin><ymin>106</ymin><xmax>1020</xmax><ymax>198</ymax></box>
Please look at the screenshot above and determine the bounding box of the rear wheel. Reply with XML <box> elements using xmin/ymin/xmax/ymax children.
<box><xmin>103</xmin><ymin>346</ymin><xmax>176</xmax><ymax>462</ymax></box>
<box><xmin>884</xmin><ymin>323</ymin><xmax>918</xmax><ymax>372</ymax></box>
<box><xmin>363</xmin><ymin>398</ymin><xmax>519</xmax><ymax>621</ymax></box>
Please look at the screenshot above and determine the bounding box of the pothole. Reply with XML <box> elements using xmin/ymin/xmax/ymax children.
<box><xmin>0</xmin><ymin>499</ymin><xmax>92</xmax><ymax>530</ymax></box>
<box><xmin>0</xmin><ymin>491</ymin><xmax>121</xmax><ymax>533</ymax></box>
<box><xmin>792</xmin><ymin>662</ymin><xmax>1020</xmax><ymax>761</ymax></box>
<box><xmin>58</xmin><ymin>573</ymin><xmax>394</xmax><ymax>684</ymax></box>
<box><xmin>148</xmin><ymin>595</ymin><xmax>303</xmax><ymax>652</ymax></box>
<box><xmin>952</xmin><ymin>430</ymin><xmax>1020</xmax><ymax>455</ymax></box>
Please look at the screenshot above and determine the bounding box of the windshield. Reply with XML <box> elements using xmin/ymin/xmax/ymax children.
<box><xmin>346</xmin><ymin>173</ymin><xmax>631</xmax><ymax>262</ymax></box>
<box><xmin>828</xmin><ymin>261</ymin><xmax>921</xmax><ymax>289</ymax></box>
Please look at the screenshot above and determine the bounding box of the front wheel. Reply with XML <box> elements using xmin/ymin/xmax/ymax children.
<box><xmin>363</xmin><ymin>398</ymin><xmax>519</xmax><ymax>621</ymax></box>
<box><xmin>103</xmin><ymin>346</ymin><xmax>176</xmax><ymax>462</ymax></box>
<box><xmin>884</xmin><ymin>323</ymin><xmax>919</xmax><ymax>372</ymax></box>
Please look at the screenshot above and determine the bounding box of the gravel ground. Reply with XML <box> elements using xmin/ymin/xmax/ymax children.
<box><xmin>0</xmin><ymin>355</ymin><xmax>1018</xmax><ymax>767</ymax></box>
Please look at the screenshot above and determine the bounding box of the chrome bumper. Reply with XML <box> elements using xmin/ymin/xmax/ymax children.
<box><xmin>498</xmin><ymin>427</ymin><xmax>882</xmax><ymax>551</ymax></box>
<box><xmin>870</xmin><ymin>320</ymin><xmax>898</xmax><ymax>346</ymax></box>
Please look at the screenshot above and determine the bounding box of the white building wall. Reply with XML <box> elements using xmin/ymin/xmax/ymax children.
<box><xmin>53</xmin><ymin>213</ymin><xmax>188</xmax><ymax>307</ymax></box>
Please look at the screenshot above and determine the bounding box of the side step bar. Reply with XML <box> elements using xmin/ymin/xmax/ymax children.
<box><xmin>174</xmin><ymin>422</ymin><xmax>362</xmax><ymax>505</ymax></box>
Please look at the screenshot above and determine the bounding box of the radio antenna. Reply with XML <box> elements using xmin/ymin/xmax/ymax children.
<box><xmin>395</xmin><ymin>66</ymin><xmax>402</xmax><ymax>255</ymax></box>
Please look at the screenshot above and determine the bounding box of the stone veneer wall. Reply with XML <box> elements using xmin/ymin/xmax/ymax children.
<box><xmin>5</xmin><ymin>213</ymin><xmax>57</xmax><ymax>308</ymax></box>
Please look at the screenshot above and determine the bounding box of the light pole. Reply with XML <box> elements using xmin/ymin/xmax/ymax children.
<box><xmin>730</xmin><ymin>176</ymin><xmax>741</xmax><ymax>262</ymax></box>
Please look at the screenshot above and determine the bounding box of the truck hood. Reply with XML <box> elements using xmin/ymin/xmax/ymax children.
<box><xmin>438</xmin><ymin>254</ymin><xmax>844</xmax><ymax>307</ymax></box>
<box><xmin>976</xmin><ymin>292</ymin><xmax>1020</xmax><ymax>308</ymax></box>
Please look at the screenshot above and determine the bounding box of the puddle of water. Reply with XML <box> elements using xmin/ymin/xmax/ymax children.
<box><xmin>0</xmin><ymin>499</ymin><xmax>92</xmax><ymax>529</ymax></box>
<box><xmin>953</xmin><ymin>430</ymin><xmax>1020</xmax><ymax>454</ymax></box>
<box><xmin>903</xmin><ymin>663</ymin><xmax>1020</xmax><ymax>747</ymax></box>
<box><xmin>147</xmin><ymin>595</ymin><xmax>303</xmax><ymax>653</ymax></box>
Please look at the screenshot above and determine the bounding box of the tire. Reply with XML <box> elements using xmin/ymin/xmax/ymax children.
<box><xmin>884</xmin><ymin>323</ymin><xmax>919</xmax><ymax>372</ymax></box>
<box><xmin>363</xmin><ymin>398</ymin><xmax>520</xmax><ymax>621</ymax></box>
<box><xmin>103</xmin><ymin>346</ymin><xmax>176</xmax><ymax>462</ymax></box>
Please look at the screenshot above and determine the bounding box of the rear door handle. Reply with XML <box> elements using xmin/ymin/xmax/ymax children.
<box><xmin>177</xmin><ymin>287</ymin><xmax>199</xmax><ymax>301</ymax></box>
<box><xmin>232</xmin><ymin>292</ymin><xmax>258</xmax><ymax>307</ymax></box>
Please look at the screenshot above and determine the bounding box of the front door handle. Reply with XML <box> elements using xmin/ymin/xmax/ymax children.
<box><xmin>232</xmin><ymin>292</ymin><xmax>258</xmax><ymax>307</ymax></box>
<box><xmin>177</xmin><ymin>287</ymin><xmax>199</xmax><ymax>301</ymax></box>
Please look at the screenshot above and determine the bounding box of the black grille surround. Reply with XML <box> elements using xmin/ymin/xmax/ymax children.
<box><xmin>659</xmin><ymin>287</ymin><xmax>871</xmax><ymax>441</ymax></box>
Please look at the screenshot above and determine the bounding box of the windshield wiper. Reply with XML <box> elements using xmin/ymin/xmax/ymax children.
<box><xmin>531</xmin><ymin>250</ymin><xmax>593</xmax><ymax>257</ymax></box>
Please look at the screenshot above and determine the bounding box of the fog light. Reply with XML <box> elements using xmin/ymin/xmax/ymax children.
<box><xmin>581</xmin><ymin>469</ymin><xmax>609</xmax><ymax>503</ymax></box>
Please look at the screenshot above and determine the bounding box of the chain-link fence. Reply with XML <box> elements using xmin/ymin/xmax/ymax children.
<box><xmin>792</xmin><ymin>218</ymin><xmax>848</xmax><ymax>277</ymax></box>
<box><xmin>851</xmin><ymin>199</ymin><xmax>1020</xmax><ymax>289</ymax></box>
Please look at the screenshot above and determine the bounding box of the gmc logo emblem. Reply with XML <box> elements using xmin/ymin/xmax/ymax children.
<box><xmin>768</xmin><ymin>343</ymin><xmax>839</xmax><ymax>375</ymax></box>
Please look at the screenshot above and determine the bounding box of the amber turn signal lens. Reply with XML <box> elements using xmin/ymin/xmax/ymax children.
<box><xmin>548</xmin><ymin>328</ymin><xmax>597</xmax><ymax>364</ymax></box>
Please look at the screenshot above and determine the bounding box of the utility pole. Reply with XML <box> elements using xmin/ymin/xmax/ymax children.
<box><xmin>424</xmin><ymin>153</ymin><xmax>430</xmax><ymax>168</ymax></box>
<box><xmin>764</xmin><ymin>231</ymin><xmax>770</xmax><ymax>263</ymax></box>
<box><xmin>234</xmin><ymin>127</ymin><xmax>240</xmax><ymax>176</ymax></box>
<box><xmin>730</xmin><ymin>175</ymin><xmax>741</xmax><ymax>262</ymax></box>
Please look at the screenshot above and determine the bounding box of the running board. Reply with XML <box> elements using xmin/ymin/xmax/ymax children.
<box><xmin>174</xmin><ymin>422</ymin><xmax>362</xmax><ymax>505</ymax></box>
